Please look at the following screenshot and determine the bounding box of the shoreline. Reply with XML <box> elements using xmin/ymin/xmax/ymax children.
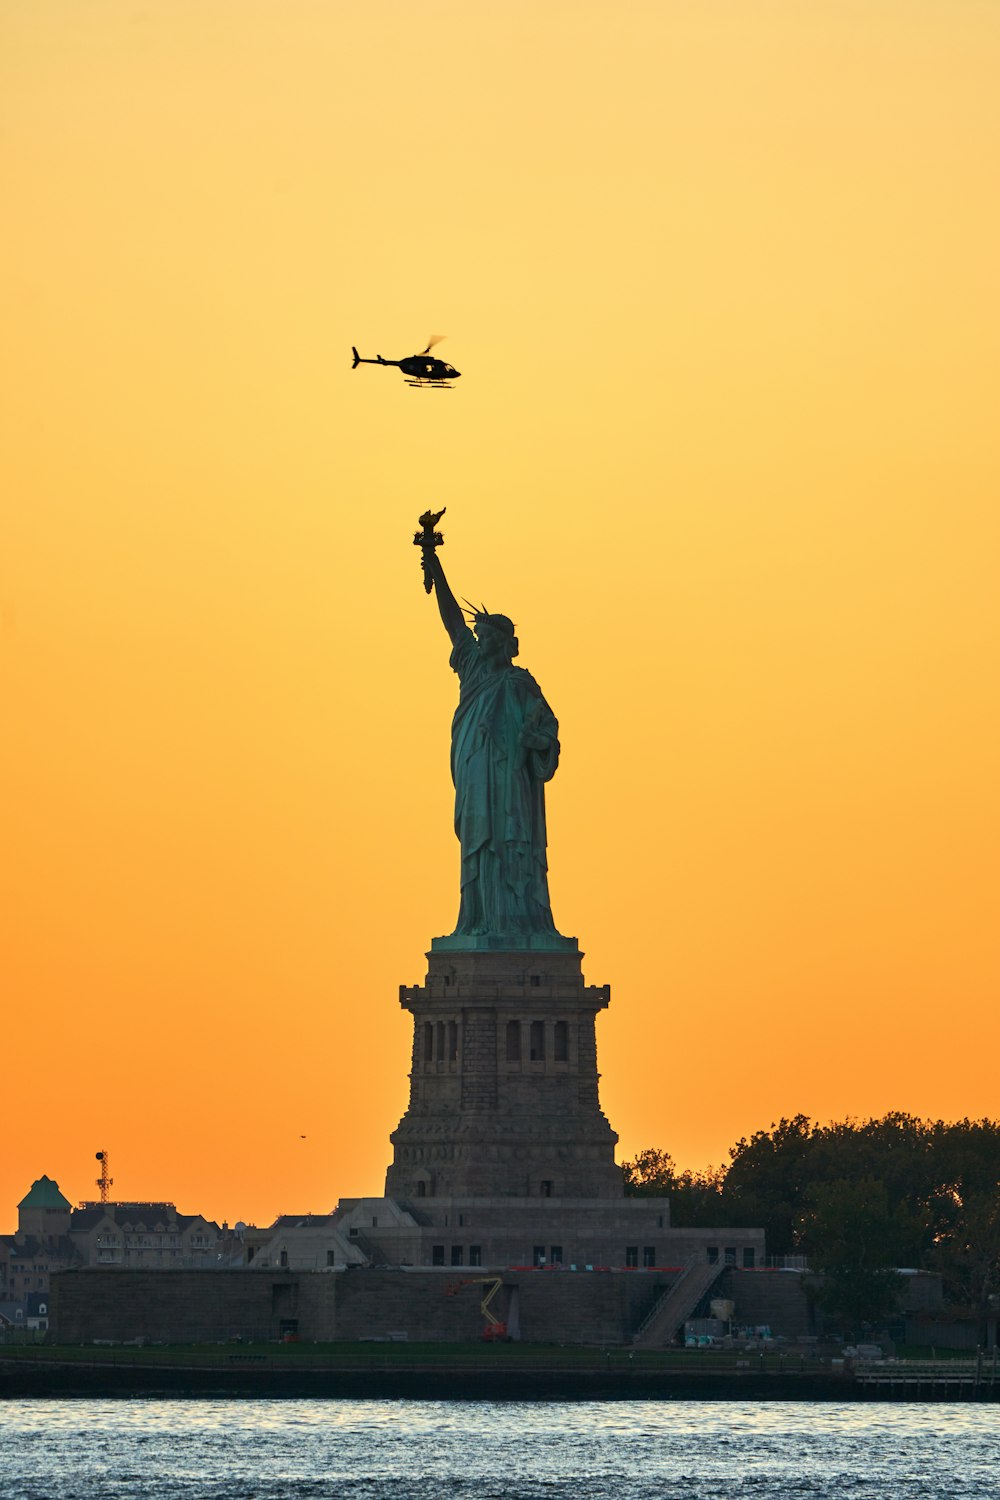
<box><xmin>2</xmin><ymin>1357</ymin><xmax>995</xmax><ymax>1403</ymax></box>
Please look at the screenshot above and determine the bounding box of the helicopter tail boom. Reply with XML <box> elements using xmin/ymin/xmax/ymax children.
<box><xmin>352</xmin><ymin>347</ymin><xmax>400</xmax><ymax>369</ymax></box>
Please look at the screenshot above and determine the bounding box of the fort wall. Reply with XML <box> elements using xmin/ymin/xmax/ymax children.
<box><xmin>49</xmin><ymin>1268</ymin><xmax>676</xmax><ymax>1347</ymax></box>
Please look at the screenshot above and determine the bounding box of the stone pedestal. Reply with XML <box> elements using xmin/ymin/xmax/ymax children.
<box><xmin>385</xmin><ymin>946</ymin><xmax>621</xmax><ymax>1200</ymax></box>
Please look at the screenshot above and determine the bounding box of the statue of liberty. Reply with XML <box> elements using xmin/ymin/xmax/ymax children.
<box><xmin>416</xmin><ymin>512</ymin><xmax>572</xmax><ymax>948</ymax></box>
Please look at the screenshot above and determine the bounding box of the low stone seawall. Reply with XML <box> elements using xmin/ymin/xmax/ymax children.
<box><xmin>2</xmin><ymin>1357</ymin><xmax>996</xmax><ymax>1403</ymax></box>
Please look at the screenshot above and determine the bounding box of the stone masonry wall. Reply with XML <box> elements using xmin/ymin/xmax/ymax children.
<box><xmin>722</xmin><ymin>1270</ymin><xmax>814</xmax><ymax>1338</ymax></box>
<box><xmin>50</xmin><ymin>1268</ymin><xmax>674</xmax><ymax>1347</ymax></box>
<box><xmin>50</xmin><ymin>1270</ymin><xmax>336</xmax><ymax>1345</ymax></box>
<box><xmin>387</xmin><ymin>949</ymin><xmax>621</xmax><ymax>1201</ymax></box>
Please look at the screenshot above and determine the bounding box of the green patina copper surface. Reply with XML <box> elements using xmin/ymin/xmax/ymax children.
<box><xmin>417</xmin><ymin>516</ymin><xmax>577</xmax><ymax>952</ymax></box>
<box><xmin>17</xmin><ymin>1175</ymin><xmax>72</xmax><ymax>1210</ymax></box>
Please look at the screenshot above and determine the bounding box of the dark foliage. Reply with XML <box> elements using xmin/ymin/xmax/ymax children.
<box><xmin>622</xmin><ymin>1113</ymin><xmax>1000</xmax><ymax>1319</ymax></box>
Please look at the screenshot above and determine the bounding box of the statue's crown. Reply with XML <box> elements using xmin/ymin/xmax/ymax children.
<box><xmin>463</xmin><ymin>601</ymin><xmax>519</xmax><ymax>657</ymax></box>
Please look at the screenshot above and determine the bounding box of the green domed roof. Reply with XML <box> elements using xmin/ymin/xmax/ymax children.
<box><xmin>18</xmin><ymin>1175</ymin><xmax>72</xmax><ymax>1211</ymax></box>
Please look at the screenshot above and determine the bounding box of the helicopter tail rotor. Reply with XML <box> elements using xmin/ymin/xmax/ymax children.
<box><xmin>351</xmin><ymin>346</ymin><xmax>361</xmax><ymax>368</ymax></box>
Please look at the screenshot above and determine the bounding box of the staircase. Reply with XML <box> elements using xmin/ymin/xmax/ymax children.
<box><xmin>345</xmin><ymin>1229</ymin><xmax>381</xmax><ymax>1265</ymax></box>
<box><xmin>632</xmin><ymin>1258</ymin><xmax>727</xmax><ymax>1348</ymax></box>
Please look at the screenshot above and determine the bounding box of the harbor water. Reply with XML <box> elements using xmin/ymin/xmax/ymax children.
<box><xmin>1</xmin><ymin>1397</ymin><xmax>996</xmax><ymax>1499</ymax></box>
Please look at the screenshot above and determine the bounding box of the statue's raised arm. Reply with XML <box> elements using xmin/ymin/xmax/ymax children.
<box><xmin>414</xmin><ymin>511</ymin><xmax>570</xmax><ymax>948</ymax></box>
<box><xmin>415</xmin><ymin>509</ymin><xmax>466</xmax><ymax>646</ymax></box>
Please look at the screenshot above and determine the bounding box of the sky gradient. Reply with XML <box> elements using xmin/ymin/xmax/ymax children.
<box><xmin>3</xmin><ymin>0</ymin><xmax>998</xmax><ymax>1231</ymax></box>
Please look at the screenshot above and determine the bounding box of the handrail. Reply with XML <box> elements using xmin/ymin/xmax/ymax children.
<box><xmin>632</xmin><ymin>1255</ymin><xmax>706</xmax><ymax>1341</ymax></box>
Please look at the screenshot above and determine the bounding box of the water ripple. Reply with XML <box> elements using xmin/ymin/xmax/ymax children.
<box><xmin>0</xmin><ymin>1398</ymin><xmax>995</xmax><ymax>1500</ymax></box>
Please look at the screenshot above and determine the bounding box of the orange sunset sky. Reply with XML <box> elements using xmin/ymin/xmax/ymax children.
<box><xmin>2</xmin><ymin>1</ymin><xmax>998</xmax><ymax>1233</ymax></box>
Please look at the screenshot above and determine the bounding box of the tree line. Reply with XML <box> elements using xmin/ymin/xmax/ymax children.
<box><xmin>622</xmin><ymin>1113</ymin><xmax>1000</xmax><ymax>1333</ymax></box>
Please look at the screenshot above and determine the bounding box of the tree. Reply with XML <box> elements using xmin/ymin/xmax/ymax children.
<box><xmin>623</xmin><ymin>1113</ymin><xmax>1000</xmax><ymax>1306</ymax></box>
<box><xmin>898</xmin><ymin>1118</ymin><xmax>1000</xmax><ymax>1327</ymax></box>
<box><xmin>931</xmin><ymin>1187</ymin><xmax>1000</xmax><ymax>1334</ymax></box>
<box><xmin>722</xmin><ymin>1114</ymin><xmax>817</xmax><ymax>1254</ymax></box>
<box><xmin>621</xmin><ymin>1149</ymin><xmax>727</xmax><ymax>1226</ymax></box>
<box><xmin>801</xmin><ymin>1178</ymin><xmax>912</xmax><ymax>1338</ymax></box>
<box><xmin>621</xmin><ymin>1148</ymin><xmax>676</xmax><ymax>1196</ymax></box>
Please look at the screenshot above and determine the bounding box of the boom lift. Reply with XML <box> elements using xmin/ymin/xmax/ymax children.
<box><xmin>444</xmin><ymin>1276</ymin><xmax>510</xmax><ymax>1340</ymax></box>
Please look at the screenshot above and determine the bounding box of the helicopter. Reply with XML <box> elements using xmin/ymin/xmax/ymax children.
<box><xmin>351</xmin><ymin>336</ymin><xmax>461</xmax><ymax>388</ymax></box>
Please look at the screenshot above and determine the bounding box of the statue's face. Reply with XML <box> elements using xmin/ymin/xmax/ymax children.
<box><xmin>475</xmin><ymin>621</ymin><xmax>510</xmax><ymax>662</ymax></box>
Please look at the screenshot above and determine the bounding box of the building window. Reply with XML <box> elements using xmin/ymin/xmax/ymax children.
<box><xmin>424</xmin><ymin>1023</ymin><xmax>434</xmax><ymax>1062</ymax></box>
<box><xmin>743</xmin><ymin>1247</ymin><xmax>756</xmax><ymax>1268</ymax></box>
<box><xmin>530</xmin><ymin>974</ymin><xmax>541</xmax><ymax>987</ymax></box>
<box><xmin>326</xmin><ymin>1251</ymin><xmax>336</xmax><ymax>1267</ymax></box>
<box><xmin>469</xmin><ymin>1246</ymin><xmax>482</xmax><ymax>1267</ymax></box>
<box><xmin>643</xmin><ymin>1246</ymin><xmax>656</xmax><ymax>1267</ymax></box>
<box><xmin>533</xmin><ymin>1245</ymin><xmax>546</xmax><ymax>1266</ymax></box>
<box><xmin>506</xmin><ymin>1020</ymin><xmax>521</xmax><ymax>1061</ymax></box>
<box><xmin>724</xmin><ymin>1247</ymin><xmax>737</xmax><ymax>1266</ymax></box>
<box><xmin>540</xmin><ymin>1180</ymin><xmax>553</xmax><ymax>1198</ymax></box>
<box><xmin>417</xmin><ymin>1180</ymin><xmax>427</xmax><ymax>1198</ymax></box>
<box><xmin>432</xmin><ymin>1245</ymin><xmax>445</xmax><ymax>1266</ymax></box>
<box><xmin>554</xmin><ymin>1020</ymin><xmax>568</xmax><ymax>1061</ymax></box>
<box><xmin>451</xmin><ymin>1246</ymin><xmax>463</xmax><ymax>1267</ymax></box>
<box><xmin>625</xmin><ymin>1246</ymin><xmax>639</xmax><ymax>1268</ymax></box>
<box><xmin>529</xmin><ymin>1020</ymin><xmax>545</xmax><ymax>1061</ymax></box>
<box><xmin>550</xmin><ymin>1246</ymin><xmax>563</xmax><ymax>1265</ymax></box>
<box><xmin>707</xmin><ymin>1246</ymin><xmax>719</xmax><ymax>1265</ymax></box>
<box><xmin>436</xmin><ymin>1021</ymin><xmax>445</xmax><ymax>1061</ymax></box>
<box><xmin>447</xmin><ymin>1020</ymin><xmax>458</xmax><ymax>1062</ymax></box>
<box><xmin>279</xmin><ymin>1250</ymin><xmax>288</xmax><ymax>1268</ymax></box>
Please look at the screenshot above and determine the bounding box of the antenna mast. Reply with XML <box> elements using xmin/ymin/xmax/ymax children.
<box><xmin>95</xmin><ymin>1150</ymin><xmax>113</xmax><ymax>1204</ymax></box>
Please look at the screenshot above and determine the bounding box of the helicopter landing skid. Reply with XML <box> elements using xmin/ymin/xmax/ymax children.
<box><xmin>404</xmin><ymin>378</ymin><xmax>454</xmax><ymax>389</ymax></box>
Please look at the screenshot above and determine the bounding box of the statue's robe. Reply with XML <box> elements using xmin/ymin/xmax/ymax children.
<box><xmin>449</xmin><ymin>627</ymin><xmax>559</xmax><ymax>937</ymax></box>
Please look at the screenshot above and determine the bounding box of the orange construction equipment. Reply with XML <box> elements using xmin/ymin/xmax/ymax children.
<box><xmin>478</xmin><ymin>1277</ymin><xmax>508</xmax><ymax>1340</ymax></box>
<box><xmin>443</xmin><ymin>1276</ymin><xmax>509</xmax><ymax>1340</ymax></box>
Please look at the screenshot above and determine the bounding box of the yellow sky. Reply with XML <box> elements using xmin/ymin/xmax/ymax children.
<box><xmin>2</xmin><ymin>1</ymin><xmax>998</xmax><ymax>1230</ymax></box>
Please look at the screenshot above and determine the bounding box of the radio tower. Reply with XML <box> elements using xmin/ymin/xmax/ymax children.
<box><xmin>95</xmin><ymin>1150</ymin><xmax>113</xmax><ymax>1204</ymax></box>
